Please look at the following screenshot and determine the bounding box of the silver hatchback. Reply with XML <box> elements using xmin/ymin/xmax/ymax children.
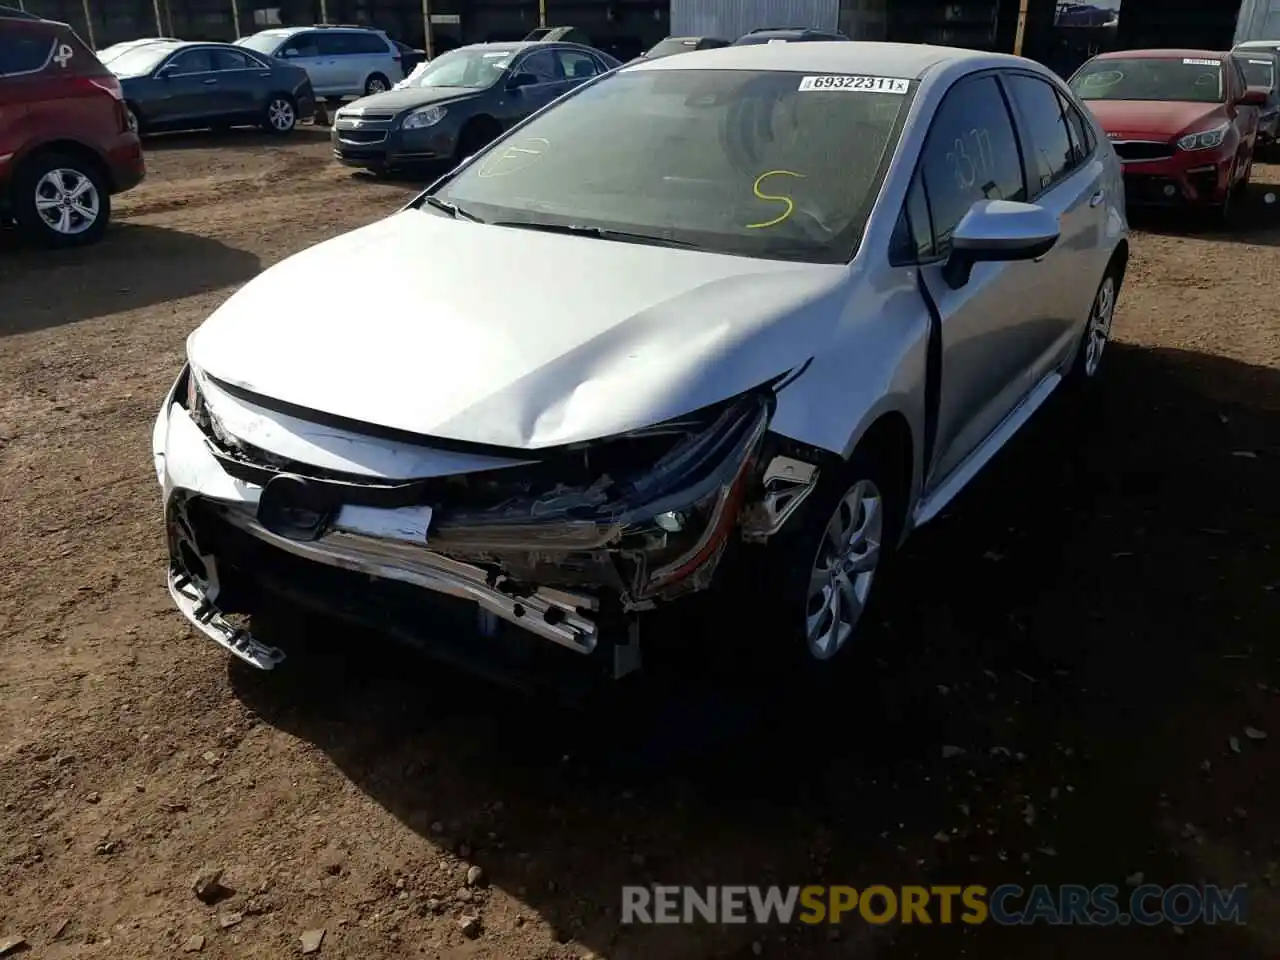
<box><xmin>237</xmin><ymin>25</ymin><xmax>403</xmax><ymax>99</ymax></box>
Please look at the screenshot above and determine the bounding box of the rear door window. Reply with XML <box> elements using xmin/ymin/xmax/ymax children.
<box><xmin>348</xmin><ymin>32</ymin><xmax>388</xmax><ymax>55</ymax></box>
<box><xmin>168</xmin><ymin>48</ymin><xmax>215</xmax><ymax>74</ymax></box>
<box><xmin>316</xmin><ymin>32</ymin><xmax>354</xmax><ymax>57</ymax></box>
<box><xmin>212</xmin><ymin>48</ymin><xmax>256</xmax><ymax>71</ymax></box>
<box><xmin>1002</xmin><ymin>72</ymin><xmax>1077</xmax><ymax>195</ymax></box>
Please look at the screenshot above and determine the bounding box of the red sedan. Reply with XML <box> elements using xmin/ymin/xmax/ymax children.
<box><xmin>1069</xmin><ymin>48</ymin><xmax>1265</xmax><ymax>220</ymax></box>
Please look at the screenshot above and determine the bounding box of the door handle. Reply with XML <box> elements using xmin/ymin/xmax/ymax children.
<box><xmin>203</xmin><ymin>78</ymin><xmax>218</xmax><ymax>85</ymax></box>
<box><xmin>1089</xmin><ymin>190</ymin><xmax>1104</xmax><ymax>207</ymax></box>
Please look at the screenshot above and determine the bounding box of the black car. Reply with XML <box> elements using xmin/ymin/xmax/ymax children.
<box><xmin>730</xmin><ymin>27</ymin><xmax>851</xmax><ymax>45</ymax></box>
<box><xmin>1231</xmin><ymin>47</ymin><xmax>1280</xmax><ymax>154</ymax></box>
<box><xmin>637</xmin><ymin>35</ymin><xmax>731</xmax><ymax>60</ymax></box>
<box><xmin>106</xmin><ymin>39</ymin><xmax>316</xmax><ymax>135</ymax></box>
<box><xmin>394</xmin><ymin>39</ymin><xmax>428</xmax><ymax>74</ymax></box>
<box><xmin>330</xmin><ymin>40</ymin><xmax>620</xmax><ymax>174</ymax></box>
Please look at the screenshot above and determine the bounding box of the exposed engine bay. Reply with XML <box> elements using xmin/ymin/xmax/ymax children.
<box><xmin>163</xmin><ymin>366</ymin><xmax>824</xmax><ymax>679</ymax></box>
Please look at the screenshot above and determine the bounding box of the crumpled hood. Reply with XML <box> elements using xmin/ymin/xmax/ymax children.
<box><xmin>1084</xmin><ymin>98</ymin><xmax>1226</xmax><ymax>139</ymax></box>
<box><xmin>187</xmin><ymin>209</ymin><xmax>848</xmax><ymax>450</ymax></box>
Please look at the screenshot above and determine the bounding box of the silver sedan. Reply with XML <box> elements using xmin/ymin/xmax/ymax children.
<box><xmin>153</xmin><ymin>41</ymin><xmax>1128</xmax><ymax>683</ymax></box>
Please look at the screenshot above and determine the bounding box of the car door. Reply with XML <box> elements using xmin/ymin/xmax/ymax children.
<box><xmin>554</xmin><ymin>47</ymin><xmax>600</xmax><ymax>92</ymax></box>
<box><xmin>999</xmin><ymin>70</ymin><xmax>1108</xmax><ymax>383</ymax></box>
<box><xmin>151</xmin><ymin>47</ymin><xmax>219</xmax><ymax>125</ymax></box>
<box><xmin>321</xmin><ymin>32</ymin><xmax>363</xmax><ymax>95</ymax></box>
<box><xmin>211</xmin><ymin>47</ymin><xmax>267</xmax><ymax>121</ymax></box>
<box><xmin>906</xmin><ymin>72</ymin><xmax>1053</xmax><ymax>487</ymax></box>
<box><xmin>280</xmin><ymin>31</ymin><xmax>329</xmax><ymax>94</ymax></box>
<box><xmin>505</xmin><ymin>48</ymin><xmax>566</xmax><ymax>123</ymax></box>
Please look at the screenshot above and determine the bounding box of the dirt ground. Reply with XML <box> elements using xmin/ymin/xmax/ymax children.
<box><xmin>1</xmin><ymin>126</ymin><xmax>1279</xmax><ymax>960</ymax></box>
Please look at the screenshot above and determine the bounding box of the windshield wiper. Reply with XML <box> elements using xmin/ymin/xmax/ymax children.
<box><xmin>421</xmin><ymin>195</ymin><xmax>483</xmax><ymax>222</ymax></box>
<box><xmin>488</xmin><ymin>219</ymin><xmax>703</xmax><ymax>249</ymax></box>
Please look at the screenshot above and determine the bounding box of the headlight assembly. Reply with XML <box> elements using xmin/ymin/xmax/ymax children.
<box><xmin>403</xmin><ymin>105</ymin><xmax>447</xmax><ymax>130</ymax></box>
<box><xmin>1177</xmin><ymin>123</ymin><xmax>1229</xmax><ymax>151</ymax></box>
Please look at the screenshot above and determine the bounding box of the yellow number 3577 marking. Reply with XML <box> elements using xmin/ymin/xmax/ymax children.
<box><xmin>746</xmin><ymin>170</ymin><xmax>806</xmax><ymax>229</ymax></box>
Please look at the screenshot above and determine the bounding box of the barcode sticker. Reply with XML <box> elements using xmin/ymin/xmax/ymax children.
<box><xmin>798</xmin><ymin>74</ymin><xmax>909</xmax><ymax>94</ymax></box>
<box><xmin>1183</xmin><ymin>58</ymin><xmax>1218</xmax><ymax>65</ymax></box>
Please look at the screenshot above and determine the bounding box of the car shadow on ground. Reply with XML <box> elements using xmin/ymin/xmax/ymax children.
<box><xmin>230</xmin><ymin>342</ymin><xmax>1280</xmax><ymax>959</ymax></box>
<box><xmin>0</xmin><ymin>222</ymin><xmax>260</xmax><ymax>337</ymax></box>
<box><xmin>140</xmin><ymin>123</ymin><xmax>332</xmax><ymax>152</ymax></box>
<box><xmin>1129</xmin><ymin>181</ymin><xmax>1280</xmax><ymax>245</ymax></box>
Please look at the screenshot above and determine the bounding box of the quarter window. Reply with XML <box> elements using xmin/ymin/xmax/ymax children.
<box><xmin>916</xmin><ymin>74</ymin><xmax>1026</xmax><ymax>257</ymax></box>
<box><xmin>348</xmin><ymin>32</ymin><xmax>389</xmax><ymax>55</ymax></box>
<box><xmin>0</xmin><ymin>28</ymin><xmax>53</xmax><ymax>75</ymax></box>
<box><xmin>1004</xmin><ymin>73</ymin><xmax>1077</xmax><ymax>194</ymax></box>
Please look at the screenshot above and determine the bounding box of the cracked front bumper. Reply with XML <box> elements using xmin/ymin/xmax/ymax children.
<box><xmin>153</xmin><ymin>376</ymin><xmax>770</xmax><ymax>672</ymax></box>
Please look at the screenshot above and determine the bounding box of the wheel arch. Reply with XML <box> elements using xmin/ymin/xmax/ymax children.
<box><xmin>11</xmin><ymin>139</ymin><xmax>111</xmax><ymax>193</ymax></box>
<box><xmin>847</xmin><ymin>409</ymin><xmax>915</xmax><ymax>545</ymax></box>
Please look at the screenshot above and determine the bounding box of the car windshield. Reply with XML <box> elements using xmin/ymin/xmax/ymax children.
<box><xmin>432</xmin><ymin>68</ymin><xmax>912</xmax><ymax>264</ymax></box>
<box><xmin>237</xmin><ymin>32</ymin><xmax>288</xmax><ymax>55</ymax></box>
<box><xmin>1071</xmin><ymin>57</ymin><xmax>1224</xmax><ymax>103</ymax></box>
<box><xmin>1237</xmin><ymin>55</ymin><xmax>1275</xmax><ymax>88</ymax></box>
<box><xmin>108</xmin><ymin>43</ymin><xmax>180</xmax><ymax>76</ymax></box>
<box><xmin>400</xmin><ymin>48</ymin><xmax>513</xmax><ymax>88</ymax></box>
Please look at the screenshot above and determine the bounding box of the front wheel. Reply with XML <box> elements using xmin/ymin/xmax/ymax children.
<box><xmin>262</xmin><ymin>96</ymin><xmax>297</xmax><ymax>134</ymax></box>
<box><xmin>364</xmin><ymin>73</ymin><xmax>390</xmax><ymax>96</ymax></box>
<box><xmin>11</xmin><ymin>152</ymin><xmax>111</xmax><ymax>248</ymax></box>
<box><xmin>749</xmin><ymin>448</ymin><xmax>902</xmax><ymax>677</ymax></box>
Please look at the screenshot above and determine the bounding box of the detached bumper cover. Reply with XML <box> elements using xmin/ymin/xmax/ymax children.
<box><xmin>155</xmin><ymin>372</ymin><xmax>772</xmax><ymax>670</ymax></box>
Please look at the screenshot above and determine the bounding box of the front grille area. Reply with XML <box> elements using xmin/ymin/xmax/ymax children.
<box><xmin>337</xmin><ymin>130</ymin><xmax>388</xmax><ymax>144</ymax></box>
<box><xmin>1112</xmin><ymin>140</ymin><xmax>1175</xmax><ymax>162</ymax></box>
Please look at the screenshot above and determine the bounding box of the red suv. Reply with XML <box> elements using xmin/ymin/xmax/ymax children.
<box><xmin>1</xmin><ymin>6</ymin><xmax>145</xmax><ymax>246</ymax></box>
<box><xmin>1069</xmin><ymin>49</ymin><xmax>1265</xmax><ymax>220</ymax></box>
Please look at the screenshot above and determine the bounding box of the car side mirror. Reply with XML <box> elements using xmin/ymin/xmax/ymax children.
<box><xmin>507</xmin><ymin>72</ymin><xmax>538</xmax><ymax>91</ymax></box>
<box><xmin>942</xmin><ymin>200</ymin><xmax>1060</xmax><ymax>289</ymax></box>
<box><xmin>280</xmin><ymin>47</ymin><xmax>298</xmax><ymax>58</ymax></box>
<box><xmin>1240</xmin><ymin>87</ymin><xmax>1269</xmax><ymax>106</ymax></box>
<box><xmin>155</xmin><ymin>62</ymin><xmax>177</xmax><ymax>79</ymax></box>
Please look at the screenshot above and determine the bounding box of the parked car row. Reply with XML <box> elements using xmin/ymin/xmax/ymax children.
<box><xmin>1068</xmin><ymin>45</ymin><xmax>1277</xmax><ymax>221</ymax></box>
<box><xmin>635</xmin><ymin>25</ymin><xmax>853</xmax><ymax>62</ymax></box>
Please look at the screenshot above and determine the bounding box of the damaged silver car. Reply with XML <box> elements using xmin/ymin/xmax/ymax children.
<box><xmin>153</xmin><ymin>41</ymin><xmax>1128</xmax><ymax>681</ymax></box>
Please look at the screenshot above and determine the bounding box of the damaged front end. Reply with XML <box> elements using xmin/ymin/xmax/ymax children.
<box><xmin>161</xmin><ymin>368</ymin><xmax>822</xmax><ymax>680</ymax></box>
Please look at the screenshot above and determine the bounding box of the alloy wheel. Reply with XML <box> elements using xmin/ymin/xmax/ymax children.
<box><xmin>34</xmin><ymin>168</ymin><xmax>100</xmax><ymax>237</ymax></box>
<box><xmin>1083</xmin><ymin>275</ymin><xmax>1116</xmax><ymax>378</ymax></box>
<box><xmin>268</xmin><ymin>98</ymin><xmax>295</xmax><ymax>131</ymax></box>
<box><xmin>805</xmin><ymin>479</ymin><xmax>884</xmax><ymax>660</ymax></box>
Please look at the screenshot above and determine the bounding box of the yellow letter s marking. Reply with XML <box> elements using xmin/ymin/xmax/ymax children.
<box><xmin>746</xmin><ymin>169</ymin><xmax>805</xmax><ymax>229</ymax></box>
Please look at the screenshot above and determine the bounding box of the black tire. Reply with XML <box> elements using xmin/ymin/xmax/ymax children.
<box><xmin>364</xmin><ymin>73</ymin><xmax>390</xmax><ymax>96</ymax></box>
<box><xmin>125</xmin><ymin>102</ymin><xmax>142</xmax><ymax>135</ymax></box>
<box><xmin>11</xmin><ymin>150</ymin><xmax>111</xmax><ymax>249</ymax></box>
<box><xmin>452</xmin><ymin>119</ymin><xmax>499</xmax><ymax>167</ymax></box>
<box><xmin>261</xmin><ymin>95</ymin><xmax>297</xmax><ymax>134</ymax></box>
<box><xmin>1067</xmin><ymin>262</ymin><xmax>1123</xmax><ymax>384</ymax></box>
<box><xmin>743</xmin><ymin>445</ymin><xmax>905</xmax><ymax>682</ymax></box>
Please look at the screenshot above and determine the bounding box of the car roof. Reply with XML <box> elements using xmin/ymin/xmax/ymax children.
<box><xmin>625</xmin><ymin>40</ymin><xmax>1014</xmax><ymax>79</ymax></box>
<box><xmin>1094</xmin><ymin>48</ymin><xmax>1227</xmax><ymax>61</ymax></box>
<box><xmin>1235</xmin><ymin>39</ymin><xmax>1280</xmax><ymax>47</ymax></box>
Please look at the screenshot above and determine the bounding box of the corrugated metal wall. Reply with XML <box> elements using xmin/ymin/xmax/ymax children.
<box><xmin>1235</xmin><ymin>0</ymin><xmax>1280</xmax><ymax>43</ymax></box>
<box><xmin>669</xmin><ymin>0</ymin><xmax>840</xmax><ymax>38</ymax></box>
